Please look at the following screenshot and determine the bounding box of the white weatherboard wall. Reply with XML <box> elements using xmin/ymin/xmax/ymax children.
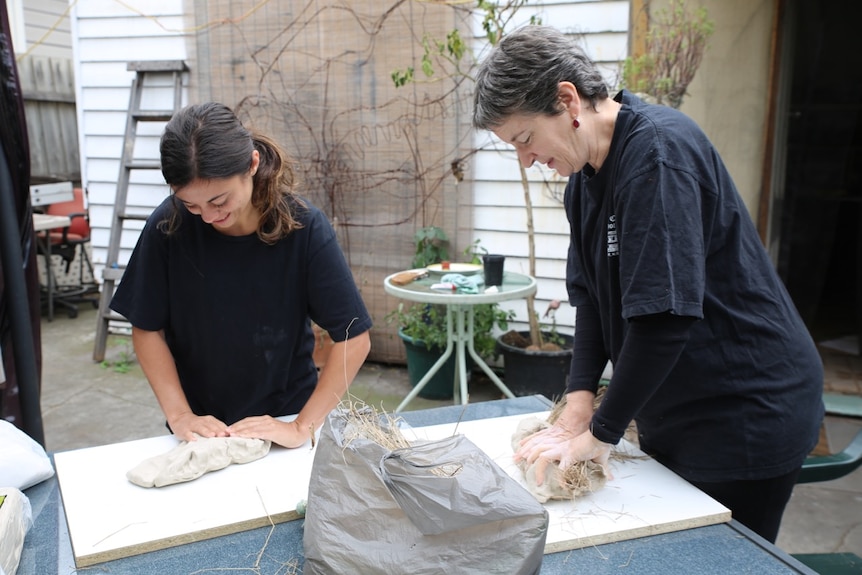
<box><xmin>6</xmin><ymin>0</ymin><xmax>72</xmax><ymax>59</ymax></box>
<box><xmin>471</xmin><ymin>0</ymin><xmax>629</xmax><ymax>334</ymax></box>
<box><xmin>71</xmin><ymin>0</ymin><xmax>190</xmax><ymax>280</ymax></box>
<box><xmin>70</xmin><ymin>0</ymin><xmax>630</xmax><ymax>338</ymax></box>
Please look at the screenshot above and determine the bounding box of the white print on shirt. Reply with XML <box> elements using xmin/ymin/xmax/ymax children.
<box><xmin>607</xmin><ymin>214</ymin><xmax>619</xmax><ymax>257</ymax></box>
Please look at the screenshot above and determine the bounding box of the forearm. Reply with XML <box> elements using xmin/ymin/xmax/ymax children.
<box><xmin>293</xmin><ymin>330</ymin><xmax>371</xmax><ymax>435</ymax></box>
<box><xmin>555</xmin><ymin>390</ymin><xmax>597</xmax><ymax>436</ymax></box>
<box><xmin>131</xmin><ymin>327</ymin><xmax>193</xmax><ymax>427</ymax></box>
<box><xmin>566</xmin><ymin>302</ymin><xmax>610</xmax><ymax>395</ymax></box>
<box><xmin>590</xmin><ymin>313</ymin><xmax>696</xmax><ymax>444</ymax></box>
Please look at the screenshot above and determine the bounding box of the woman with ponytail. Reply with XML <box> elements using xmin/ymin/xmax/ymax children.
<box><xmin>111</xmin><ymin>102</ymin><xmax>371</xmax><ymax>448</ymax></box>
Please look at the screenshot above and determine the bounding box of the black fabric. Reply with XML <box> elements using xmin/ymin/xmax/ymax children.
<box><xmin>589</xmin><ymin>313</ymin><xmax>695</xmax><ymax>445</ymax></box>
<box><xmin>564</xmin><ymin>90</ymin><xmax>824</xmax><ymax>482</ymax></box>
<box><xmin>690</xmin><ymin>466</ymin><xmax>802</xmax><ymax>543</ymax></box>
<box><xmin>0</xmin><ymin>5</ymin><xmax>42</xmax><ymax>431</ymax></box>
<box><xmin>566</xmin><ymin>302</ymin><xmax>608</xmax><ymax>395</ymax></box>
<box><xmin>110</xmin><ymin>196</ymin><xmax>372</xmax><ymax>425</ymax></box>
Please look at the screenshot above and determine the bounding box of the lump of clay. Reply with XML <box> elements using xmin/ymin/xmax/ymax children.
<box><xmin>127</xmin><ymin>436</ymin><xmax>271</xmax><ymax>488</ymax></box>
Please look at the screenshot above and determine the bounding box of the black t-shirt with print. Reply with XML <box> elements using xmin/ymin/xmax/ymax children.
<box><xmin>564</xmin><ymin>91</ymin><xmax>823</xmax><ymax>482</ymax></box>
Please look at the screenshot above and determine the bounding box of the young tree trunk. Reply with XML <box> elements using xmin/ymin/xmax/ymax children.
<box><xmin>519</xmin><ymin>163</ymin><xmax>543</xmax><ymax>347</ymax></box>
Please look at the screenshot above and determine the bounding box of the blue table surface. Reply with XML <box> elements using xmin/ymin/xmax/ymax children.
<box><xmin>21</xmin><ymin>396</ymin><xmax>816</xmax><ymax>574</ymax></box>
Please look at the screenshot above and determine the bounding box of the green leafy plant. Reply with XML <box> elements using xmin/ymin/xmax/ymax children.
<box><xmin>386</xmin><ymin>300</ymin><xmax>514</xmax><ymax>361</ymax></box>
<box><xmin>621</xmin><ymin>0</ymin><xmax>714</xmax><ymax>109</ymax></box>
<box><xmin>412</xmin><ymin>226</ymin><xmax>450</xmax><ymax>268</ymax></box>
<box><xmin>463</xmin><ymin>239</ymin><xmax>488</xmax><ymax>264</ymax></box>
<box><xmin>392</xmin><ymin>1</ymin><xmax>555</xmax><ymax>350</ymax></box>
<box><xmin>100</xmin><ymin>341</ymin><xmax>134</xmax><ymax>374</ymax></box>
<box><xmin>386</xmin><ymin>302</ymin><xmax>449</xmax><ymax>351</ymax></box>
<box><xmin>389</xmin><ymin>235</ymin><xmax>514</xmax><ymax>361</ymax></box>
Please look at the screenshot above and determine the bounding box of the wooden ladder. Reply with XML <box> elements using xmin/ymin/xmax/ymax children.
<box><xmin>93</xmin><ymin>60</ymin><xmax>187</xmax><ymax>362</ymax></box>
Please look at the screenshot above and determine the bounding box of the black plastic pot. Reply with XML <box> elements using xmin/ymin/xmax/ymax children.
<box><xmin>497</xmin><ymin>331</ymin><xmax>574</xmax><ymax>401</ymax></box>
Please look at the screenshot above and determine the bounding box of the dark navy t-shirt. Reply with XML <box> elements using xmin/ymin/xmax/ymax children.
<box><xmin>565</xmin><ymin>91</ymin><xmax>824</xmax><ymax>482</ymax></box>
<box><xmin>110</xmin><ymin>196</ymin><xmax>372</xmax><ymax>426</ymax></box>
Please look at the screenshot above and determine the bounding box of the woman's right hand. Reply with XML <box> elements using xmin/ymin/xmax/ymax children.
<box><xmin>514</xmin><ymin>389</ymin><xmax>596</xmax><ymax>466</ymax></box>
<box><xmin>168</xmin><ymin>411</ymin><xmax>229</xmax><ymax>442</ymax></box>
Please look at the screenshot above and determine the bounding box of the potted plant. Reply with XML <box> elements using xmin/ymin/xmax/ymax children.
<box><xmin>496</xmin><ymin>300</ymin><xmax>574</xmax><ymax>401</ymax></box>
<box><xmin>392</xmin><ymin>4</ymin><xmax>573</xmax><ymax>395</ymax></box>
<box><xmin>387</xmin><ymin>228</ymin><xmax>514</xmax><ymax>399</ymax></box>
<box><xmin>393</xmin><ymin>1</ymin><xmax>713</xmax><ymax>400</ymax></box>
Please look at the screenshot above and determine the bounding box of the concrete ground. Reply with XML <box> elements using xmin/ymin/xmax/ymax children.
<box><xmin>37</xmin><ymin>304</ymin><xmax>861</xmax><ymax>558</ymax></box>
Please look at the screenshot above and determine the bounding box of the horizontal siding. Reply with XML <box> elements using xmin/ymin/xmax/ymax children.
<box><xmin>470</xmin><ymin>1</ymin><xmax>628</xmax><ymax>332</ymax></box>
<box><xmin>72</xmin><ymin>0</ymin><xmax>189</xmax><ymax>284</ymax></box>
<box><xmin>472</xmin><ymin>205</ymin><xmax>568</xmax><ymax>235</ymax></box>
<box><xmin>74</xmin><ymin>0</ymin><xmax>185</xmax><ymax>18</ymax></box>
<box><xmin>78</xmin><ymin>62</ymin><xmax>140</xmax><ymax>88</ymax></box>
<box><xmin>22</xmin><ymin>0</ymin><xmax>73</xmax><ymax>59</ymax></box>
<box><xmin>473</xmin><ymin>180</ymin><xmax>567</xmax><ymax>208</ymax></box>
<box><xmin>76</xmin><ymin>16</ymin><xmax>187</xmax><ymax>38</ymax></box>
<box><xmin>465</xmin><ymin>230</ymin><xmax>571</xmax><ymax>261</ymax></box>
<box><xmin>470</xmin><ymin>0</ymin><xmax>629</xmax><ymax>37</ymax></box>
<box><xmin>77</xmin><ymin>37</ymin><xmax>187</xmax><ymax>63</ymax></box>
<box><xmin>71</xmin><ymin>0</ymin><xmax>630</xmax><ymax>343</ymax></box>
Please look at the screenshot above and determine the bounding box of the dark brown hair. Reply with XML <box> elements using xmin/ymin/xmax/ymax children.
<box><xmin>158</xmin><ymin>102</ymin><xmax>304</xmax><ymax>243</ymax></box>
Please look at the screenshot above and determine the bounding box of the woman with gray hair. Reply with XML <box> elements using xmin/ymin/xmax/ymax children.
<box><xmin>475</xmin><ymin>25</ymin><xmax>823</xmax><ymax>543</ymax></box>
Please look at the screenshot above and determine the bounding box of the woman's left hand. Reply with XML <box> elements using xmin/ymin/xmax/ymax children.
<box><xmin>226</xmin><ymin>416</ymin><xmax>312</xmax><ymax>449</ymax></box>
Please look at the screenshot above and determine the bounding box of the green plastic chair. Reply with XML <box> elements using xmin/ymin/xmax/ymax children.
<box><xmin>797</xmin><ymin>428</ymin><xmax>862</xmax><ymax>483</ymax></box>
<box><xmin>791</xmin><ymin>420</ymin><xmax>862</xmax><ymax>573</ymax></box>
<box><xmin>792</xmin><ymin>553</ymin><xmax>862</xmax><ymax>575</ymax></box>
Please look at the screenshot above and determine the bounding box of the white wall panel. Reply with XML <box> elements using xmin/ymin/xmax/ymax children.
<box><xmin>77</xmin><ymin>37</ymin><xmax>186</xmax><ymax>63</ymax></box>
<box><xmin>72</xmin><ymin>0</ymin><xmax>189</xmax><ymax>285</ymax></box>
<box><xmin>78</xmin><ymin>62</ymin><xmax>137</xmax><ymax>87</ymax></box>
<box><xmin>469</xmin><ymin>1</ymin><xmax>628</xmax><ymax>332</ymax></box>
<box><xmin>73</xmin><ymin>0</ymin><xmax>184</xmax><ymax>19</ymax></box>
<box><xmin>81</xmin><ymin>110</ymin><xmax>128</xmax><ymax>135</ymax></box>
<box><xmin>19</xmin><ymin>0</ymin><xmax>72</xmax><ymax>58</ymax></box>
<box><xmin>76</xmin><ymin>16</ymin><xmax>187</xmax><ymax>38</ymax></box>
<box><xmin>70</xmin><ymin>0</ymin><xmax>628</xmax><ymax>337</ymax></box>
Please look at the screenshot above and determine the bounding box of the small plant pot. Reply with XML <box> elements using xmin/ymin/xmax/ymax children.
<box><xmin>497</xmin><ymin>331</ymin><xmax>574</xmax><ymax>401</ymax></box>
<box><xmin>398</xmin><ymin>328</ymin><xmax>473</xmax><ymax>400</ymax></box>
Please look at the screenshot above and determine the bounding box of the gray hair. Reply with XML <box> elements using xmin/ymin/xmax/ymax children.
<box><xmin>473</xmin><ymin>25</ymin><xmax>609</xmax><ymax>130</ymax></box>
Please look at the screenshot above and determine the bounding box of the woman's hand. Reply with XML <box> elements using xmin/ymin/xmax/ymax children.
<box><xmin>519</xmin><ymin>429</ymin><xmax>612</xmax><ymax>486</ymax></box>
<box><xmin>169</xmin><ymin>412</ymin><xmax>229</xmax><ymax>442</ymax></box>
<box><xmin>515</xmin><ymin>423</ymin><xmax>577</xmax><ymax>461</ymax></box>
<box><xmin>514</xmin><ymin>389</ymin><xmax>611</xmax><ymax>485</ymax></box>
<box><xmin>226</xmin><ymin>416</ymin><xmax>312</xmax><ymax>449</ymax></box>
<box><xmin>515</xmin><ymin>389</ymin><xmax>595</xmax><ymax>461</ymax></box>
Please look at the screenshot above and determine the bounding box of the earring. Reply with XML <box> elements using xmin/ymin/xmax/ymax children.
<box><xmin>573</xmin><ymin>117</ymin><xmax>580</xmax><ymax>129</ymax></box>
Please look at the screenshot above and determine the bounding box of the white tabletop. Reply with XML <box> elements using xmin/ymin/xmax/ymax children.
<box><xmin>384</xmin><ymin>269</ymin><xmax>537</xmax><ymax>305</ymax></box>
<box><xmin>33</xmin><ymin>213</ymin><xmax>71</xmax><ymax>232</ymax></box>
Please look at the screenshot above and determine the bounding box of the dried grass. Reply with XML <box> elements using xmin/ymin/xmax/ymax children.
<box><xmin>336</xmin><ymin>401</ymin><xmax>457</xmax><ymax>477</ymax></box>
<box><xmin>339</xmin><ymin>401</ymin><xmax>411</xmax><ymax>451</ymax></box>
<box><xmin>515</xmin><ymin>390</ymin><xmax>646</xmax><ymax>502</ymax></box>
